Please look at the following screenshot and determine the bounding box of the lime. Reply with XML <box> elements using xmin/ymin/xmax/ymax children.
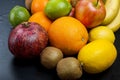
<box><xmin>44</xmin><ymin>0</ymin><xmax>72</xmax><ymax>20</ymax></box>
<box><xmin>9</xmin><ymin>5</ymin><xmax>30</xmax><ymax>27</ymax></box>
<box><xmin>77</xmin><ymin>39</ymin><xmax>117</xmax><ymax>74</ymax></box>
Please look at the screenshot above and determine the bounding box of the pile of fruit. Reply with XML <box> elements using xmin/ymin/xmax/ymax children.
<box><xmin>8</xmin><ymin>0</ymin><xmax>120</xmax><ymax>80</ymax></box>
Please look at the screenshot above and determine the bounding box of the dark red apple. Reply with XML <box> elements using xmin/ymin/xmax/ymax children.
<box><xmin>75</xmin><ymin>0</ymin><xmax>106</xmax><ymax>28</ymax></box>
<box><xmin>8</xmin><ymin>22</ymin><xmax>48</xmax><ymax>59</ymax></box>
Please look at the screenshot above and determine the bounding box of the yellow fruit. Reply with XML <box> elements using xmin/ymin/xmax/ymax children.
<box><xmin>77</xmin><ymin>39</ymin><xmax>117</xmax><ymax>74</ymax></box>
<box><xmin>89</xmin><ymin>26</ymin><xmax>115</xmax><ymax>43</ymax></box>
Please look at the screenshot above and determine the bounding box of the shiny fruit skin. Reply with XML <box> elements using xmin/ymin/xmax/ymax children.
<box><xmin>75</xmin><ymin>0</ymin><xmax>106</xmax><ymax>28</ymax></box>
<box><xmin>9</xmin><ymin>6</ymin><xmax>30</xmax><ymax>27</ymax></box>
<box><xmin>101</xmin><ymin>0</ymin><xmax>120</xmax><ymax>25</ymax></box>
<box><xmin>68</xmin><ymin>7</ymin><xmax>75</xmax><ymax>17</ymax></box>
<box><xmin>48</xmin><ymin>17</ymin><xmax>88</xmax><ymax>56</ymax></box>
<box><xmin>31</xmin><ymin>0</ymin><xmax>48</xmax><ymax>14</ymax></box>
<box><xmin>44</xmin><ymin>0</ymin><xmax>72</xmax><ymax>20</ymax></box>
<box><xmin>78</xmin><ymin>39</ymin><xmax>117</xmax><ymax>74</ymax></box>
<box><xmin>106</xmin><ymin>4</ymin><xmax>120</xmax><ymax>32</ymax></box>
<box><xmin>8</xmin><ymin>22</ymin><xmax>48</xmax><ymax>59</ymax></box>
<box><xmin>28</xmin><ymin>11</ymin><xmax>52</xmax><ymax>32</ymax></box>
<box><xmin>89</xmin><ymin>26</ymin><xmax>115</xmax><ymax>43</ymax></box>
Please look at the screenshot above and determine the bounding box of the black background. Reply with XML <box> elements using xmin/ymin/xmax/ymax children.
<box><xmin>0</xmin><ymin>0</ymin><xmax>120</xmax><ymax>80</ymax></box>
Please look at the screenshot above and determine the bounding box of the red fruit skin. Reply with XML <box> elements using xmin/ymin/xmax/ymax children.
<box><xmin>8</xmin><ymin>22</ymin><xmax>48</xmax><ymax>59</ymax></box>
<box><xmin>69</xmin><ymin>7</ymin><xmax>75</xmax><ymax>17</ymax></box>
<box><xmin>75</xmin><ymin>0</ymin><xmax>106</xmax><ymax>28</ymax></box>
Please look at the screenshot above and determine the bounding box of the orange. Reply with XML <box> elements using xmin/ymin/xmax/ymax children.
<box><xmin>28</xmin><ymin>11</ymin><xmax>52</xmax><ymax>32</ymax></box>
<box><xmin>48</xmin><ymin>16</ymin><xmax>88</xmax><ymax>56</ymax></box>
<box><xmin>31</xmin><ymin>0</ymin><xmax>48</xmax><ymax>14</ymax></box>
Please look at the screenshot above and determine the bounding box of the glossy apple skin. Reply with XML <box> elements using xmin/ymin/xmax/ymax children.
<box><xmin>8</xmin><ymin>22</ymin><xmax>48</xmax><ymax>59</ymax></box>
<box><xmin>75</xmin><ymin>0</ymin><xmax>106</xmax><ymax>28</ymax></box>
<box><xmin>69</xmin><ymin>7</ymin><xmax>75</xmax><ymax>17</ymax></box>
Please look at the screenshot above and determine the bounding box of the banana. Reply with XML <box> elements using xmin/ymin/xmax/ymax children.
<box><xmin>106</xmin><ymin>6</ymin><xmax>120</xmax><ymax>32</ymax></box>
<box><xmin>101</xmin><ymin>0</ymin><xmax>120</xmax><ymax>25</ymax></box>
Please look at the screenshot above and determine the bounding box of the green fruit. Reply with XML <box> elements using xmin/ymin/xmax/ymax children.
<box><xmin>9</xmin><ymin>5</ymin><xmax>30</xmax><ymax>27</ymax></box>
<box><xmin>44</xmin><ymin>0</ymin><xmax>72</xmax><ymax>20</ymax></box>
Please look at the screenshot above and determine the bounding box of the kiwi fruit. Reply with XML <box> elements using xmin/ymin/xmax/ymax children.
<box><xmin>56</xmin><ymin>57</ymin><xmax>82</xmax><ymax>80</ymax></box>
<box><xmin>40</xmin><ymin>46</ymin><xmax>63</xmax><ymax>69</ymax></box>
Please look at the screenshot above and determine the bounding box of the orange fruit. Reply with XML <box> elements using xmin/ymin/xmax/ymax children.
<box><xmin>28</xmin><ymin>11</ymin><xmax>52</xmax><ymax>32</ymax></box>
<box><xmin>48</xmin><ymin>16</ymin><xmax>88</xmax><ymax>56</ymax></box>
<box><xmin>31</xmin><ymin>0</ymin><xmax>48</xmax><ymax>14</ymax></box>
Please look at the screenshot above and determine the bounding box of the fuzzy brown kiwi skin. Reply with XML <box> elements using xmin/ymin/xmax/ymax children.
<box><xmin>40</xmin><ymin>47</ymin><xmax>63</xmax><ymax>69</ymax></box>
<box><xmin>56</xmin><ymin>57</ymin><xmax>82</xmax><ymax>80</ymax></box>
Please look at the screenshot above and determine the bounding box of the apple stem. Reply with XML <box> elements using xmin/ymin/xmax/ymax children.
<box><xmin>93</xmin><ymin>0</ymin><xmax>100</xmax><ymax>8</ymax></box>
<box><xmin>95</xmin><ymin>0</ymin><xmax>99</xmax><ymax>6</ymax></box>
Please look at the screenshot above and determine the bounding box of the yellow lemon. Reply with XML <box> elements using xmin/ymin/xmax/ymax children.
<box><xmin>77</xmin><ymin>39</ymin><xmax>117</xmax><ymax>74</ymax></box>
<box><xmin>89</xmin><ymin>26</ymin><xmax>115</xmax><ymax>43</ymax></box>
